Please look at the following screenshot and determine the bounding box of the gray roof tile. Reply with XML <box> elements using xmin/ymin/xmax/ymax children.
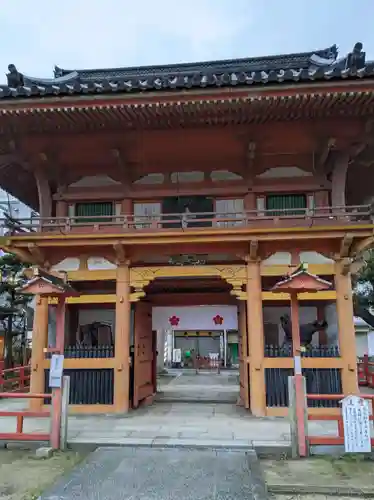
<box><xmin>1</xmin><ymin>43</ymin><xmax>372</xmax><ymax>100</ymax></box>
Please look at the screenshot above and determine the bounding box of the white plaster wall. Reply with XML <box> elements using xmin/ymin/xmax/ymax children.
<box><xmin>69</xmin><ymin>175</ymin><xmax>121</xmax><ymax>187</ymax></box>
<box><xmin>263</xmin><ymin>252</ymin><xmax>291</xmax><ymax>265</ymax></box>
<box><xmin>87</xmin><ymin>257</ymin><xmax>117</xmax><ymax>270</ymax></box>
<box><xmin>152</xmin><ymin>306</ymin><xmax>238</xmax><ymax>331</ymax></box>
<box><xmin>51</xmin><ymin>258</ymin><xmax>80</xmax><ymax>272</ymax></box>
<box><xmin>299</xmin><ymin>251</ymin><xmax>334</xmax><ymax>264</ymax></box>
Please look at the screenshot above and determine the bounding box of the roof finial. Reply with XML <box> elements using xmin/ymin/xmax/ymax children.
<box><xmin>346</xmin><ymin>42</ymin><xmax>365</xmax><ymax>70</ymax></box>
<box><xmin>6</xmin><ymin>64</ymin><xmax>24</xmax><ymax>88</ymax></box>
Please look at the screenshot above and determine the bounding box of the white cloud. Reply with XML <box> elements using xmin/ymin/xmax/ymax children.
<box><xmin>0</xmin><ymin>0</ymin><xmax>254</xmax><ymax>78</ymax></box>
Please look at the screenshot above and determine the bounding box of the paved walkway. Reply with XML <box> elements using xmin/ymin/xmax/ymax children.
<box><xmin>40</xmin><ymin>447</ymin><xmax>267</xmax><ymax>500</ymax></box>
<box><xmin>0</xmin><ymin>374</ymin><xmax>372</xmax><ymax>449</ymax></box>
<box><xmin>156</xmin><ymin>370</ymin><xmax>239</xmax><ymax>403</ymax></box>
<box><xmin>0</xmin><ymin>399</ymin><xmax>342</xmax><ymax>450</ymax></box>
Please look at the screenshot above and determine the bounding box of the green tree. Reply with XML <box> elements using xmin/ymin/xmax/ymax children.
<box><xmin>0</xmin><ymin>253</ymin><xmax>31</xmax><ymax>368</ymax></box>
<box><xmin>353</xmin><ymin>249</ymin><xmax>374</xmax><ymax>328</ymax></box>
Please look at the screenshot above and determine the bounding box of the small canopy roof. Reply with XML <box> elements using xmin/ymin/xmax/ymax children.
<box><xmin>271</xmin><ymin>263</ymin><xmax>332</xmax><ymax>293</ymax></box>
<box><xmin>19</xmin><ymin>267</ymin><xmax>79</xmax><ymax>298</ymax></box>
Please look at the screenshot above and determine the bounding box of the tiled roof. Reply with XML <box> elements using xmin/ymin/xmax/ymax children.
<box><xmin>1</xmin><ymin>42</ymin><xmax>373</xmax><ymax>100</ymax></box>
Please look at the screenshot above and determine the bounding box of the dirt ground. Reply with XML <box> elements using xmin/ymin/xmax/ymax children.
<box><xmin>0</xmin><ymin>448</ymin><xmax>83</xmax><ymax>500</ymax></box>
<box><xmin>263</xmin><ymin>456</ymin><xmax>374</xmax><ymax>499</ymax></box>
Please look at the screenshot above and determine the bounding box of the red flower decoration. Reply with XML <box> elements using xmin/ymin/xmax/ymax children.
<box><xmin>169</xmin><ymin>315</ymin><xmax>180</xmax><ymax>327</ymax></box>
<box><xmin>213</xmin><ymin>314</ymin><xmax>224</xmax><ymax>325</ymax></box>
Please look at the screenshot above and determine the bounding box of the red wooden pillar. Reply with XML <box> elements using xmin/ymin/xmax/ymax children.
<box><xmin>50</xmin><ymin>296</ymin><xmax>66</xmax><ymax>450</ymax></box>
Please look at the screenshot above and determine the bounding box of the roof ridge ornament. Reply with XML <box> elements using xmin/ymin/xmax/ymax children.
<box><xmin>346</xmin><ymin>42</ymin><xmax>365</xmax><ymax>70</ymax></box>
<box><xmin>6</xmin><ymin>64</ymin><xmax>24</xmax><ymax>88</ymax></box>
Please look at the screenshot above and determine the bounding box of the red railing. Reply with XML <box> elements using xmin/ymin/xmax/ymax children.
<box><xmin>0</xmin><ymin>362</ymin><xmax>31</xmax><ymax>393</ymax></box>
<box><xmin>357</xmin><ymin>355</ymin><xmax>374</xmax><ymax>387</ymax></box>
<box><xmin>1</xmin><ymin>204</ymin><xmax>372</xmax><ymax>235</ymax></box>
<box><xmin>306</xmin><ymin>394</ymin><xmax>374</xmax><ymax>447</ymax></box>
<box><xmin>0</xmin><ymin>392</ymin><xmax>51</xmax><ymax>442</ymax></box>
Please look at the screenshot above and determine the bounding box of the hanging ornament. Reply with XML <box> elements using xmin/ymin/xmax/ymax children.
<box><xmin>169</xmin><ymin>315</ymin><xmax>180</xmax><ymax>327</ymax></box>
<box><xmin>213</xmin><ymin>314</ymin><xmax>224</xmax><ymax>325</ymax></box>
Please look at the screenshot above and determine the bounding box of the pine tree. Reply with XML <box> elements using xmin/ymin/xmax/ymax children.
<box><xmin>0</xmin><ymin>253</ymin><xmax>31</xmax><ymax>368</ymax></box>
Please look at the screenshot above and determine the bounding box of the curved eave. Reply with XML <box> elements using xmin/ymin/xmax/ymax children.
<box><xmin>1</xmin><ymin>63</ymin><xmax>372</xmax><ymax>101</ymax></box>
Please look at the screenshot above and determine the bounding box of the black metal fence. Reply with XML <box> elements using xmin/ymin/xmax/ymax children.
<box><xmin>45</xmin><ymin>345</ymin><xmax>114</xmax><ymax>359</ymax></box>
<box><xmin>265</xmin><ymin>367</ymin><xmax>342</xmax><ymax>408</ymax></box>
<box><xmin>44</xmin><ymin>368</ymin><xmax>114</xmax><ymax>405</ymax></box>
<box><xmin>264</xmin><ymin>345</ymin><xmax>340</xmax><ymax>358</ymax></box>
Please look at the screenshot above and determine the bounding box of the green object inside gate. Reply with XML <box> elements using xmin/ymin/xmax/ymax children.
<box><xmin>75</xmin><ymin>202</ymin><xmax>114</xmax><ymax>223</ymax></box>
<box><xmin>266</xmin><ymin>194</ymin><xmax>307</xmax><ymax>216</ymax></box>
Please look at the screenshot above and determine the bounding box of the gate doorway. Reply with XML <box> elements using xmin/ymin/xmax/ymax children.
<box><xmin>130</xmin><ymin>276</ymin><xmax>246</xmax><ymax>412</ymax></box>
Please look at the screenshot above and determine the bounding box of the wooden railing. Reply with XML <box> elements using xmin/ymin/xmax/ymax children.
<box><xmin>306</xmin><ymin>393</ymin><xmax>374</xmax><ymax>447</ymax></box>
<box><xmin>0</xmin><ymin>392</ymin><xmax>51</xmax><ymax>442</ymax></box>
<box><xmin>1</xmin><ymin>204</ymin><xmax>372</xmax><ymax>235</ymax></box>
<box><xmin>0</xmin><ymin>361</ymin><xmax>31</xmax><ymax>392</ymax></box>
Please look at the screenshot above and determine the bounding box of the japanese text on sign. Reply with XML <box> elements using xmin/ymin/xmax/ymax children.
<box><xmin>342</xmin><ymin>395</ymin><xmax>371</xmax><ymax>453</ymax></box>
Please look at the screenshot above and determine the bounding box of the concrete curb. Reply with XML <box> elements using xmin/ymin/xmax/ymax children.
<box><xmin>267</xmin><ymin>483</ymin><xmax>374</xmax><ymax>498</ymax></box>
<box><xmin>68</xmin><ymin>439</ymin><xmax>291</xmax><ymax>458</ymax></box>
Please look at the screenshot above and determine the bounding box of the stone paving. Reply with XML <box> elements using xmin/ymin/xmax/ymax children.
<box><xmin>156</xmin><ymin>370</ymin><xmax>240</xmax><ymax>403</ymax></box>
<box><xmin>1</xmin><ymin>371</ymin><xmax>372</xmax><ymax>449</ymax></box>
<box><xmin>40</xmin><ymin>447</ymin><xmax>267</xmax><ymax>500</ymax></box>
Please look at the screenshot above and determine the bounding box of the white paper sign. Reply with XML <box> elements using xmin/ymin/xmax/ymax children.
<box><xmin>172</xmin><ymin>348</ymin><xmax>181</xmax><ymax>363</ymax></box>
<box><xmin>342</xmin><ymin>395</ymin><xmax>371</xmax><ymax>453</ymax></box>
<box><xmin>49</xmin><ymin>354</ymin><xmax>64</xmax><ymax>388</ymax></box>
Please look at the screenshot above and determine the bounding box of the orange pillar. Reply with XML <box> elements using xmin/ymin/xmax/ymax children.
<box><xmin>334</xmin><ymin>260</ymin><xmax>358</xmax><ymax>394</ymax></box>
<box><xmin>246</xmin><ymin>259</ymin><xmax>266</xmax><ymax>416</ymax></box>
<box><xmin>114</xmin><ymin>263</ymin><xmax>131</xmax><ymax>413</ymax></box>
<box><xmin>239</xmin><ymin>301</ymin><xmax>249</xmax><ymax>409</ymax></box>
<box><xmin>30</xmin><ymin>296</ymin><xmax>49</xmax><ymax>411</ymax></box>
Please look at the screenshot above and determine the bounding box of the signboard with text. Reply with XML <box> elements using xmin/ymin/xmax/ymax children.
<box><xmin>341</xmin><ymin>395</ymin><xmax>371</xmax><ymax>453</ymax></box>
<box><xmin>49</xmin><ymin>354</ymin><xmax>64</xmax><ymax>389</ymax></box>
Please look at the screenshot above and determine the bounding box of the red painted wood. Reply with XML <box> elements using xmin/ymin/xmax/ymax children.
<box><xmin>0</xmin><ymin>433</ymin><xmax>50</xmax><ymax>441</ymax></box>
<box><xmin>133</xmin><ymin>302</ymin><xmax>155</xmax><ymax>409</ymax></box>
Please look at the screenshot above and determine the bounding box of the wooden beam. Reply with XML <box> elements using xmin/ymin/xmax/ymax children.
<box><xmin>113</xmin><ymin>242</ymin><xmax>127</xmax><ymax>265</ymax></box>
<box><xmin>27</xmin><ymin>243</ymin><xmax>47</xmax><ymax>267</ymax></box>
<box><xmin>351</xmin><ymin>235</ymin><xmax>374</xmax><ymax>258</ymax></box>
<box><xmin>245</xmin><ymin>141</ymin><xmax>256</xmax><ymax>185</ymax></box>
<box><xmin>2</xmin><ymin>245</ymin><xmax>33</xmax><ymax>263</ymax></box>
<box><xmin>338</xmin><ymin>234</ymin><xmax>354</xmax><ymax>258</ymax></box>
<box><xmin>249</xmin><ymin>239</ymin><xmax>259</xmax><ymax>261</ymax></box>
<box><xmin>316</xmin><ymin>137</ymin><xmax>336</xmax><ymax>173</ymax></box>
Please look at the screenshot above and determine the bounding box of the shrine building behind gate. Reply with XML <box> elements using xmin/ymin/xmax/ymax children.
<box><xmin>0</xmin><ymin>42</ymin><xmax>374</xmax><ymax>416</ymax></box>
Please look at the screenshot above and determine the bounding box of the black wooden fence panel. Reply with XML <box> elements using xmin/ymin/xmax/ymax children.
<box><xmin>44</xmin><ymin>368</ymin><xmax>114</xmax><ymax>405</ymax></box>
<box><xmin>45</xmin><ymin>345</ymin><xmax>114</xmax><ymax>359</ymax></box>
<box><xmin>264</xmin><ymin>345</ymin><xmax>340</xmax><ymax>358</ymax></box>
<box><xmin>265</xmin><ymin>367</ymin><xmax>342</xmax><ymax>408</ymax></box>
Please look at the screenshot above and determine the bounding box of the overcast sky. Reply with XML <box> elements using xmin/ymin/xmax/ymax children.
<box><xmin>1</xmin><ymin>0</ymin><xmax>374</xmax><ymax>79</ymax></box>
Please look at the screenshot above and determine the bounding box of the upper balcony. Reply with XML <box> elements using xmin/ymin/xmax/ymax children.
<box><xmin>2</xmin><ymin>205</ymin><xmax>373</xmax><ymax>238</ymax></box>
